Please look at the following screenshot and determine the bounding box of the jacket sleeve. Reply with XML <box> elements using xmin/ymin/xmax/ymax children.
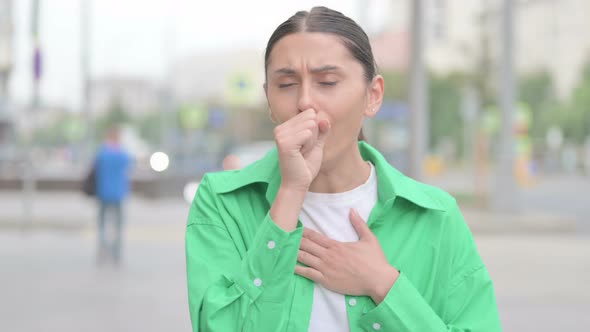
<box><xmin>358</xmin><ymin>203</ymin><xmax>502</xmax><ymax>331</ymax></box>
<box><xmin>186</xmin><ymin>175</ymin><xmax>302</xmax><ymax>332</ymax></box>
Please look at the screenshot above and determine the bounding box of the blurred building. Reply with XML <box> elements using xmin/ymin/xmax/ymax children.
<box><xmin>0</xmin><ymin>0</ymin><xmax>12</xmax><ymax>97</ymax></box>
<box><xmin>11</xmin><ymin>105</ymin><xmax>67</xmax><ymax>131</ymax></box>
<box><xmin>425</xmin><ymin>0</ymin><xmax>487</xmax><ymax>74</ymax></box>
<box><xmin>505</xmin><ymin>0</ymin><xmax>590</xmax><ymax>98</ymax></box>
<box><xmin>372</xmin><ymin>30</ymin><xmax>410</xmax><ymax>71</ymax></box>
<box><xmin>376</xmin><ymin>0</ymin><xmax>590</xmax><ymax>98</ymax></box>
<box><xmin>0</xmin><ymin>0</ymin><xmax>14</xmax><ymax>149</ymax></box>
<box><xmin>427</xmin><ymin>0</ymin><xmax>590</xmax><ymax>98</ymax></box>
<box><xmin>90</xmin><ymin>77</ymin><xmax>161</xmax><ymax>116</ymax></box>
<box><xmin>169</xmin><ymin>48</ymin><xmax>265</xmax><ymax>107</ymax></box>
<box><xmin>369</xmin><ymin>0</ymin><xmax>482</xmax><ymax>72</ymax></box>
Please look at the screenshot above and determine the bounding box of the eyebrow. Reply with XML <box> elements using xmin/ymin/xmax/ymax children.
<box><xmin>273</xmin><ymin>65</ymin><xmax>341</xmax><ymax>76</ymax></box>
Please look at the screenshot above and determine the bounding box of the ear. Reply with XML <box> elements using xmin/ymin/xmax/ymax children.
<box><xmin>263</xmin><ymin>83</ymin><xmax>278</xmax><ymax>123</ymax></box>
<box><xmin>363</xmin><ymin>75</ymin><xmax>384</xmax><ymax>118</ymax></box>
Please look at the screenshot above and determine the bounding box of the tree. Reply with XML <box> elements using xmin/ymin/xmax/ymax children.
<box><xmin>561</xmin><ymin>61</ymin><xmax>590</xmax><ymax>144</ymax></box>
<box><xmin>380</xmin><ymin>69</ymin><xmax>465</xmax><ymax>155</ymax></box>
<box><xmin>94</xmin><ymin>98</ymin><xmax>131</xmax><ymax>141</ymax></box>
<box><xmin>382</xmin><ymin>70</ymin><xmax>409</xmax><ymax>102</ymax></box>
<box><xmin>136</xmin><ymin>110</ymin><xmax>180</xmax><ymax>146</ymax></box>
<box><xmin>429</xmin><ymin>73</ymin><xmax>464</xmax><ymax>156</ymax></box>
<box><xmin>518</xmin><ymin>71</ymin><xmax>558</xmax><ymax>143</ymax></box>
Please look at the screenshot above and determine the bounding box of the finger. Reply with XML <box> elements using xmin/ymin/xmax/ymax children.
<box><xmin>281</xmin><ymin>108</ymin><xmax>316</xmax><ymax>125</ymax></box>
<box><xmin>315</xmin><ymin>119</ymin><xmax>331</xmax><ymax>149</ymax></box>
<box><xmin>289</xmin><ymin>129</ymin><xmax>314</xmax><ymax>152</ymax></box>
<box><xmin>290</xmin><ymin>109</ymin><xmax>317</xmax><ymax>140</ymax></box>
<box><xmin>300</xmin><ymin>237</ymin><xmax>327</xmax><ymax>258</ymax></box>
<box><xmin>303</xmin><ymin>228</ymin><xmax>335</xmax><ymax>248</ymax></box>
<box><xmin>300</xmin><ymin>122</ymin><xmax>319</xmax><ymax>156</ymax></box>
<box><xmin>299</xmin><ymin>108</ymin><xmax>317</xmax><ymax>117</ymax></box>
<box><xmin>278</xmin><ymin>108</ymin><xmax>317</xmax><ymax>132</ymax></box>
<box><xmin>275</xmin><ymin>115</ymin><xmax>316</xmax><ymax>138</ymax></box>
<box><xmin>280</xmin><ymin>119</ymin><xmax>317</xmax><ymax>137</ymax></box>
<box><xmin>274</xmin><ymin>110</ymin><xmax>315</xmax><ymax>134</ymax></box>
<box><xmin>297</xmin><ymin>250</ymin><xmax>323</xmax><ymax>269</ymax></box>
<box><xmin>350</xmin><ymin>208</ymin><xmax>373</xmax><ymax>240</ymax></box>
<box><xmin>282</xmin><ymin>109</ymin><xmax>316</xmax><ymax>128</ymax></box>
<box><xmin>276</xmin><ymin>120</ymin><xmax>318</xmax><ymax>150</ymax></box>
<box><xmin>276</xmin><ymin>125</ymin><xmax>316</xmax><ymax>154</ymax></box>
<box><xmin>274</xmin><ymin>114</ymin><xmax>318</xmax><ymax>154</ymax></box>
<box><xmin>294</xmin><ymin>265</ymin><xmax>324</xmax><ymax>283</ymax></box>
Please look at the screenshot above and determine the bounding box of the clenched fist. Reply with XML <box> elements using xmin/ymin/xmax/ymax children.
<box><xmin>273</xmin><ymin>109</ymin><xmax>331</xmax><ymax>192</ymax></box>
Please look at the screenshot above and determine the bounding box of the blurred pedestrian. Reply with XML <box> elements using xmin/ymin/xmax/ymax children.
<box><xmin>222</xmin><ymin>154</ymin><xmax>242</xmax><ymax>170</ymax></box>
<box><xmin>186</xmin><ymin>6</ymin><xmax>500</xmax><ymax>331</ymax></box>
<box><xmin>95</xmin><ymin>125</ymin><xmax>132</xmax><ymax>266</ymax></box>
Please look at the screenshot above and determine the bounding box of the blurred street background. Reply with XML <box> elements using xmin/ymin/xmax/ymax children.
<box><xmin>1</xmin><ymin>0</ymin><xmax>589</xmax><ymax>331</ymax></box>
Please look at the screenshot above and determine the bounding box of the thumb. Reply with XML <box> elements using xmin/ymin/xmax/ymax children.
<box><xmin>316</xmin><ymin>119</ymin><xmax>331</xmax><ymax>148</ymax></box>
<box><xmin>350</xmin><ymin>208</ymin><xmax>372</xmax><ymax>240</ymax></box>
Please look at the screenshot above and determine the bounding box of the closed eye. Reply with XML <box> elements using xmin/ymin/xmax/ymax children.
<box><xmin>319</xmin><ymin>82</ymin><xmax>337</xmax><ymax>86</ymax></box>
<box><xmin>278</xmin><ymin>83</ymin><xmax>296</xmax><ymax>88</ymax></box>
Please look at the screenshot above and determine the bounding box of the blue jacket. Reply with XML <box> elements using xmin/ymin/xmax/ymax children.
<box><xmin>96</xmin><ymin>144</ymin><xmax>131</xmax><ymax>203</ymax></box>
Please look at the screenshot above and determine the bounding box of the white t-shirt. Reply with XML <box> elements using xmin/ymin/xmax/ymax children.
<box><xmin>300</xmin><ymin>162</ymin><xmax>378</xmax><ymax>332</ymax></box>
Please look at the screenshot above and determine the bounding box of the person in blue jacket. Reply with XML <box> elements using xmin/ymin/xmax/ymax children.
<box><xmin>95</xmin><ymin>125</ymin><xmax>132</xmax><ymax>266</ymax></box>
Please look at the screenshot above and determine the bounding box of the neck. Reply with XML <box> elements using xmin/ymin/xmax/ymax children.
<box><xmin>309</xmin><ymin>143</ymin><xmax>371</xmax><ymax>194</ymax></box>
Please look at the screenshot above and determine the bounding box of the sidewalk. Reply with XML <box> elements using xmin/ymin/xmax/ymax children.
<box><xmin>461</xmin><ymin>207</ymin><xmax>577</xmax><ymax>234</ymax></box>
<box><xmin>1</xmin><ymin>190</ymin><xmax>588</xmax><ymax>332</ymax></box>
<box><xmin>424</xmin><ymin>171</ymin><xmax>589</xmax><ymax>234</ymax></box>
<box><xmin>0</xmin><ymin>188</ymin><xmax>580</xmax><ymax>236</ymax></box>
<box><xmin>0</xmin><ymin>190</ymin><xmax>189</xmax><ymax>238</ymax></box>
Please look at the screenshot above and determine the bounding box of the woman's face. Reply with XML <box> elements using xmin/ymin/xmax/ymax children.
<box><xmin>265</xmin><ymin>32</ymin><xmax>383</xmax><ymax>160</ymax></box>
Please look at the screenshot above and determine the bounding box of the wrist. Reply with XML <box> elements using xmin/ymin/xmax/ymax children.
<box><xmin>269</xmin><ymin>186</ymin><xmax>307</xmax><ymax>232</ymax></box>
<box><xmin>369</xmin><ymin>265</ymin><xmax>400</xmax><ymax>305</ymax></box>
<box><xmin>279</xmin><ymin>182</ymin><xmax>309</xmax><ymax>195</ymax></box>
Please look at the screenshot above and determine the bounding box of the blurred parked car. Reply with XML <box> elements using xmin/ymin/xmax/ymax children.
<box><xmin>183</xmin><ymin>140</ymin><xmax>275</xmax><ymax>204</ymax></box>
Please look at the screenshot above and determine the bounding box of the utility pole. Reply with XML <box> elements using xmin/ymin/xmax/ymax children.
<box><xmin>31</xmin><ymin>0</ymin><xmax>41</xmax><ymax>108</ymax></box>
<box><xmin>81</xmin><ymin>0</ymin><xmax>92</xmax><ymax>163</ymax></box>
<box><xmin>493</xmin><ymin>0</ymin><xmax>519</xmax><ymax>212</ymax></box>
<box><xmin>409</xmin><ymin>0</ymin><xmax>428</xmax><ymax>180</ymax></box>
<box><xmin>0</xmin><ymin>0</ymin><xmax>13</xmax><ymax>99</ymax></box>
<box><xmin>22</xmin><ymin>0</ymin><xmax>42</xmax><ymax>230</ymax></box>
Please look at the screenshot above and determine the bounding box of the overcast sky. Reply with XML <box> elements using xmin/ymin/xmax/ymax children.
<box><xmin>8</xmin><ymin>0</ymin><xmax>393</xmax><ymax>110</ymax></box>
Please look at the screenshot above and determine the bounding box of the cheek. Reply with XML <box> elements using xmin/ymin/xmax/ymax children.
<box><xmin>321</xmin><ymin>97</ymin><xmax>367</xmax><ymax>145</ymax></box>
<box><xmin>321</xmin><ymin>107</ymin><xmax>365</xmax><ymax>148</ymax></box>
<box><xmin>320</xmin><ymin>89</ymin><xmax>366</xmax><ymax>125</ymax></box>
<box><xmin>267</xmin><ymin>92</ymin><xmax>296</xmax><ymax>122</ymax></box>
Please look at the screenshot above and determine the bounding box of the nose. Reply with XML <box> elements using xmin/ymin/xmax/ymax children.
<box><xmin>296</xmin><ymin>81</ymin><xmax>315</xmax><ymax>113</ymax></box>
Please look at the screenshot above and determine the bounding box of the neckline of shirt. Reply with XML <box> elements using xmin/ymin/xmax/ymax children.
<box><xmin>304</xmin><ymin>162</ymin><xmax>376</xmax><ymax>204</ymax></box>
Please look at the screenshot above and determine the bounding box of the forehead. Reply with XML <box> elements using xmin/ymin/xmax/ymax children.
<box><xmin>267</xmin><ymin>32</ymin><xmax>359</xmax><ymax>71</ymax></box>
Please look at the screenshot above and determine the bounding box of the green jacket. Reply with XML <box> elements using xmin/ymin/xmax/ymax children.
<box><xmin>186</xmin><ymin>141</ymin><xmax>501</xmax><ymax>331</ymax></box>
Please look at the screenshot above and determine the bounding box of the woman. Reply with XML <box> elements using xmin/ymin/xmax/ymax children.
<box><xmin>186</xmin><ymin>6</ymin><xmax>501</xmax><ymax>332</ymax></box>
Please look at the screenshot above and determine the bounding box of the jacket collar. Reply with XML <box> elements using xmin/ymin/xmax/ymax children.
<box><xmin>214</xmin><ymin>141</ymin><xmax>445</xmax><ymax>211</ymax></box>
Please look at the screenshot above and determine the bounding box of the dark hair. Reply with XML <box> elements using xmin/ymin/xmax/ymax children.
<box><xmin>265</xmin><ymin>7</ymin><xmax>376</xmax><ymax>82</ymax></box>
<box><xmin>264</xmin><ymin>7</ymin><xmax>377</xmax><ymax>141</ymax></box>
